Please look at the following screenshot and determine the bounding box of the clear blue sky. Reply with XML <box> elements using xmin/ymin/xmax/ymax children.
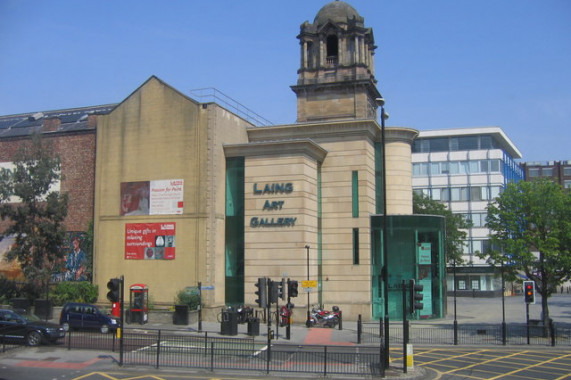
<box><xmin>1</xmin><ymin>0</ymin><xmax>569</xmax><ymax>162</ymax></box>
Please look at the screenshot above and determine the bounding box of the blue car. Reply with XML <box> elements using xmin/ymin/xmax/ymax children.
<box><xmin>59</xmin><ymin>303</ymin><xmax>118</xmax><ymax>334</ymax></box>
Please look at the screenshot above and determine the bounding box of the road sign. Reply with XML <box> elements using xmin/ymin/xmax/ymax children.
<box><xmin>301</xmin><ymin>280</ymin><xmax>317</xmax><ymax>288</ymax></box>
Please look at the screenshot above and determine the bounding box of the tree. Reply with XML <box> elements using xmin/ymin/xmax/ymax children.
<box><xmin>484</xmin><ymin>179</ymin><xmax>571</xmax><ymax>327</ymax></box>
<box><xmin>413</xmin><ymin>192</ymin><xmax>472</xmax><ymax>264</ymax></box>
<box><xmin>0</xmin><ymin>133</ymin><xmax>69</xmax><ymax>294</ymax></box>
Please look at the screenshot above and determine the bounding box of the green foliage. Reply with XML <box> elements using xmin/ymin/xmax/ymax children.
<box><xmin>0</xmin><ymin>133</ymin><xmax>69</xmax><ymax>284</ymax></box>
<box><xmin>413</xmin><ymin>192</ymin><xmax>472</xmax><ymax>264</ymax></box>
<box><xmin>49</xmin><ymin>281</ymin><xmax>99</xmax><ymax>306</ymax></box>
<box><xmin>174</xmin><ymin>288</ymin><xmax>201</xmax><ymax>311</ymax></box>
<box><xmin>484</xmin><ymin>179</ymin><xmax>571</xmax><ymax>306</ymax></box>
<box><xmin>81</xmin><ymin>221</ymin><xmax>94</xmax><ymax>281</ymax></box>
<box><xmin>0</xmin><ymin>276</ymin><xmax>20</xmax><ymax>303</ymax></box>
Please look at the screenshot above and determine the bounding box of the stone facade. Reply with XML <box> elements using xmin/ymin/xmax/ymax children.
<box><xmin>94</xmin><ymin>76</ymin><xmax>251</xmax><ymax>308</ymax></box>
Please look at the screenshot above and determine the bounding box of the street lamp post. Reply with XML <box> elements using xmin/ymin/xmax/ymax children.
<box><xmin>305</xmin><ymin>245</ymin><xmax>310</xmax><ymax>323</ymax></box>
<box><xmin>376</xmin><ymin>98</ymin><xmax>390</xmax><ymax>367</ymax></box>
<box><xmin>501</xmin><ymin>259</ymin><xmax>507</xmax><ymax>345</ymax></box>
<box><xmin>453</xmin><ymin>257</ymin><xmax>458</xmax><ymax>345</ymax></box>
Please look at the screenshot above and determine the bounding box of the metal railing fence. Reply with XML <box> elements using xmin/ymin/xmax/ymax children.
<box><xmin>117</xmin><ymin>329</ymin><xmax>382</xmax><ymax>377</ymax></box>
<box><xmin>358</xmin><ymin>320</ymin><xmax>571</xmax><ymax>346</ymax></box>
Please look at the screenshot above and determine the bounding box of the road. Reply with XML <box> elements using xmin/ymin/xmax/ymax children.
<box><xmin>1</xmin><ymin>344</ymin><xmax>570</xmax><ymax>380</ymax></box>
<box><xmin>414</xmin><ymin>347</ymin><xmax>571</xmax><ymax>380</ymax></box>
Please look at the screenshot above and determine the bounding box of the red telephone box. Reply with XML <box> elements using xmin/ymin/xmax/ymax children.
<box><xmin>129</xmin><ymin>283</ymin><xmax>149</xmax><ymax>324</ymax></box>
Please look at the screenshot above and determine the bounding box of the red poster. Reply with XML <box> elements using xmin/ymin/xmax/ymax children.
<box><xmin>125</xmin><ymin>223</ymin><xmax>176</xmax><ymax>260</ymax></box>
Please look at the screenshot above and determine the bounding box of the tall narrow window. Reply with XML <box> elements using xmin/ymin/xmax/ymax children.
<box><xmin>353</xmin><ymin>228</ymin><xmax>360</xmax><ymax>265</ymax></box>
<box><xmin>306</xmin><ymin>41</ymin><xmax>314</xmax><ymax>69</ymax></box>
<box><xmin>225</xmin><ymin>157</ymin><xmax>244</xmax><ymax>305</ymax></box>
<box><xmin>326</xmin><ymin>35</ymin><xmax>338</xmax><ymax>58</ymax></box>
<box><xmin>375</xmin><ymin>142</ymin><xmax>384</xmax><ymax>214</ymax></box>
<box><xmin>352</xmin><ymin>170</ymin><xmax>359</xmax><ymax>217</ymax></box>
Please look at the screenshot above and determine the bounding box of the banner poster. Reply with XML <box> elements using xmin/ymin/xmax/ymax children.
<box><xmin>121</xmin><ymin>179</ymin><xmax>183</xmax><ymax>216</ymax></box>
<box><xmin>417</xmin><ymin>242</ymin><xmax>432</xmax><ymax>264</ymax></box>
<box><xmin>419</xmin><ymin>278</ymin><xmax>433</xmax><ymax>317</ymax></box>
<box><xmin>125</xmin><ymin>223</ymin><xmax>176</xmax><ymax>260</ymax></box>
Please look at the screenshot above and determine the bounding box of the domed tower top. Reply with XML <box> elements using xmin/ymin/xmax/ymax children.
<box><xmin>291</xmin><ymin>1</ymin><xmax>382</xmax><ymax>123</ymax></box>
<box><xmin>314</xmin><ymin>1</ymin><xmax>364</xmax><ymax>28</ymax></box>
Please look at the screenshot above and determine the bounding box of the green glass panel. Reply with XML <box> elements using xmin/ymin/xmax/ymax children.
<box><xmin>225</xmin><ymin>157</ymin><xmax>244</xmax><ymax>305</ymax></box>
<box><xmin>352</xmin><ymin>170</ymin><xmax>359</xmax><ymax>217</ymax></box>
<box><xmin>374</xmin><ymin>142</ymin><xmax>384</xmax><ymax>214</ymax></box>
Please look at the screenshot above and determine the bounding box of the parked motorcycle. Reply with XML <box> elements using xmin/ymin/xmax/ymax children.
<box><xmin>235</xmin><ymin>305</ymin><xmax>253</xmax><ymax>324</ymax></box>
<box><xmin>279</xmin><ymin>305</ymin><xmax>292</xmax><ymax>327</ymax></box>
<box><xmin>306</xmin><ymin>305</ymin><xmax>341</xmax><ymax>328</ymax></box>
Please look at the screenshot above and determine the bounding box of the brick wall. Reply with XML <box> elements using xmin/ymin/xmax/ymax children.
<box><xmin>0</xmin><ymin>131</ymin><xmax>96</xmax><ymax>233</ymax></box>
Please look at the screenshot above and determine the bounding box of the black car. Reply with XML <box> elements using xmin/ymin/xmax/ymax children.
<box><xmin>0</xmin><ymin>309</ymin><xmax>66</xmax><ymax>346</ymax></box>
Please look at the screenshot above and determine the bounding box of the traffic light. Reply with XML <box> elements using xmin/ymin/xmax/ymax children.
<box><xmin>255</xmin><ymin>277</ymin><xmax>267</xmax><ymax>308</ymax></box>
<box><xmin>269</xmin><ymin>280</ymin><xmax>279</xmax><ymax>304</ymax></box>
<box><xmin>288</xmin><ymin>279</ymin><xmax>299</xmax><ymax>298</ymax></box>
<box><xmin>107</xmin><ymin>278</ymin><xmax>121</xmax><ymax>303</ymax></box>
<box><xmin>278</xmin><ymin>278</ymin><xmax>286</xmax><ymax>301</ymax></box>
<box><xmin>409</xmin><ymin>279</ymin><xmax>424</xmax><ymax>314</ymax></box>
<box><xmin>524</xmin><ymin>281</ymin><xmax>535</xmax><ymax>304</ymax></box>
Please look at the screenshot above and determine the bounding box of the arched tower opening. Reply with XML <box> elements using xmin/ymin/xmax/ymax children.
<box><xmin>326</xmin><ymin>35</ymin><xmax>339</xmax><ymax>65</ymax></box>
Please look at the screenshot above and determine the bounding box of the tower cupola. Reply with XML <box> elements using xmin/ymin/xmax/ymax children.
<box><xmin>291</xmin><ymin>1</ymin><xmax>382</xmax><ymax>122</ymax></box>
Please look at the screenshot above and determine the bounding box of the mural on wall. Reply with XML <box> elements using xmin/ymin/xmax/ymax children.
<box><xmin>1</xmin><ymin>232</ymin><xmax>90</xmax><ymax>282</ymax></box>
<box><xmin>52</xmin><ymin>232</ymin><xmax>90</xmax><ymax>282</ymax></box>
<box><xmin>121</xmin><ymin>180</ymin><xmax>183</xmax><ymax>216</ymax></box>
<box><xmin>0</xmin><ymin>236</ymin><xmax>22</xmax><ymax>280</ymax></box>
<box><xmin>125</xmin><ymin>222</ymin><xmax>176</xmax><ymax>260</ymax></box>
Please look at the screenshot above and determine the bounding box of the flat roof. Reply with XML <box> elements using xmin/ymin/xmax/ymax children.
<box><xmin>417</xmin><ymin>126</ymin><xmax>522</xmax><ymax>159</ymax></box>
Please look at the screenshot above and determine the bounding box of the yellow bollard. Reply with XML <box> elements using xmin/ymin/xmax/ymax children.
<box><xmin>116</xmin><ymin>327</ymin><xmax>121</xmax><ymax>339</ymax></box>
<box><xmin>406</xmin><ymin>343</ymin><xmax>414</xmax><ymax>369</ymax></box>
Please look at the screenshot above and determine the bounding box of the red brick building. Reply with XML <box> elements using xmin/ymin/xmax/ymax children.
<box><xmin>0</xmin><ymin>105</ymin><xmax>114</xmax><ymax>278</ymax></box>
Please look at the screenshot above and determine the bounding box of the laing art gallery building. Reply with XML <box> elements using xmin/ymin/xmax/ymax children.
<box><xmin>3</xmin><ymin>1</ymin><xmax>447</xmax><ymax>321</ymax></box>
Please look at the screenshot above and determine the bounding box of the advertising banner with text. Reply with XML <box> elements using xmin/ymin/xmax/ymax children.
<box><xmin>121</xmin><ymin>179</ymin><xmax>183</xmax><ymax>216</ymax></box>
<box><xmin>125</xmin><ymin>222</ymin><xmax>176</xmax><ymax>260</ymax></box>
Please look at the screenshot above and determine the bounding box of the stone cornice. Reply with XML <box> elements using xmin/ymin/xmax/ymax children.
<box><xmin>248</xmin><ymin>120</ymin><xmax>418</xmax><ymax>145</ymax></box>
<box><xmin>224</xmin><ymin>139</ymin><xmax>328</xmax><ymax>163</ymax></box>
<box><xmin>384</xmin><ymin>126</ymin><xmax>419</xmax><ymax>144</ymax></box>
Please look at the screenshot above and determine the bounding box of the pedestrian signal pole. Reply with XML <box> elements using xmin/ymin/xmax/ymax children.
<box><xmin>524</xmin><ymin>280</ymin><xmax>535</xmax><ymax>344</ymax></box>
<box><xmin>402</xmin><ymin>280</ymin><xmax>409</xmax><ymax>374</ymax></box>
<box><xmin>107</xmin><ymin>276</ymin><xmax>124</xmax><ymax>365</ymax></box>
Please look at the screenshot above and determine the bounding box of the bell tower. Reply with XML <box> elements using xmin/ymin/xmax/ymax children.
<box><xmin>291</xmin><ymin>1</ymin><xmax>382</xmax><ymax>123</ymax></box>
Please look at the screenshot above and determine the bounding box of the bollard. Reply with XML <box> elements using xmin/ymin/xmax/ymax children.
<box><xmin>406</xmin><ymin>343</ymin><xmax>414</xmax><ymax>370</ymax></box>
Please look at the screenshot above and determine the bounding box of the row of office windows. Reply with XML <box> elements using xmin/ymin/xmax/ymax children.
<box><xmin>414</xmin><ymin>186</ymin><xmax>502</xmax><ymax>202</ymax></box>
<box><xmin>528</xmin><ymin>166</ymin><xmax>571</xmax><ymax>178</ymax></box>
<box><xmin>459</xmin><ymin>212</ymin><xmax>488</xmax><ymax>227</ymax></box>
<box><xmin>413</xmin><ymin>159</ymin><xmax>502</xmax><ymax>177</ymax></box>
<box><xmin>462</xmin><ymin>239</ymin><xmax>491</xmax><ymax>255</ymax></box>
<box><xmin>412</xmin><ymin>135</ymin><xmax>498</xmax><ymax>153</ymax></box>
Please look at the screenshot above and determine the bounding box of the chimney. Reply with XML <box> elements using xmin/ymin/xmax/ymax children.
<box><xmin>87</xmin><ymin>114</ymin><xmax>98</xmax><ymax>128</ymax></box>
<box><xmin>42</xmin><ymin>117</ymin><xmax>61</xmax><ymax>132</ymax></box>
